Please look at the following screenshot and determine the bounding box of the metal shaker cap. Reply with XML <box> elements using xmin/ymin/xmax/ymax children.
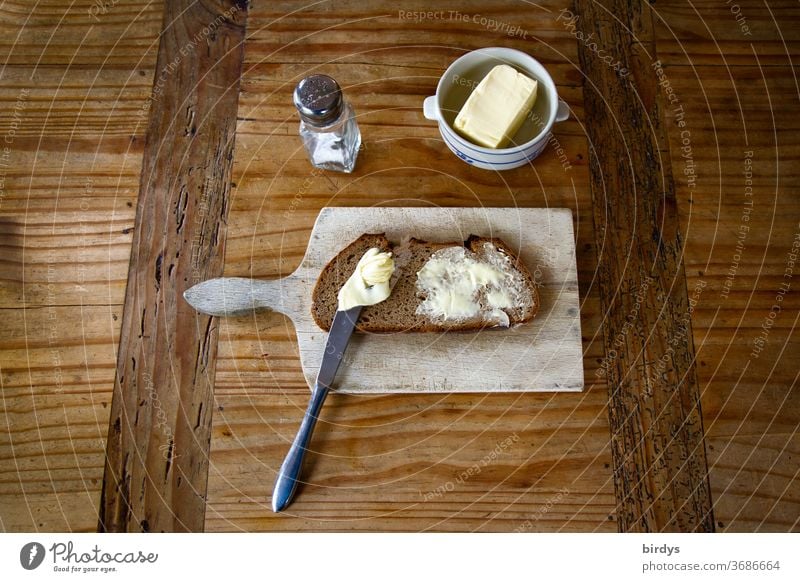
<box><xmin>293</xmin><ymin>75</ymin><xmax>344</xmax><ymax>127</ymax></box>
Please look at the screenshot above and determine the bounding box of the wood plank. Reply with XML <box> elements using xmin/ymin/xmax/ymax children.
<box><xmin>205</xmin><ymin>391</ymin><xmax>616</xmax><ymax>532</ymax></box>
<box><xmin>242</xmin><ymin>1</ymin><xmax>584</xmax><ymax>70</ymax></box>
<box><xmin>0</xmin><ymin>197</ymin><xmax>135</xmax><ymax>307</ymax></box>
<box><xmin>574</xmin><ymin>0</ymin><xmax>714</xmax><ymax>531</ymax></box>
<box><xmin>98</xmin><ymin>0</ymin><xmax>248</xmax><ymax>532</ymax></box>
<box><xmin>0</xmin><ymin>66</ymin><xmax>156</xmax><ymax>138</ymax></box>
<box><xmin>706</xmin><ymin>434</ymin><xmax>800</xmax><ymax>532</ymax></box>
<box><xmin>222</xmin><ymin>132</ymin><xmax>591</xmax><ymax>281</ymax></box>
<box><xmin>653</xmin><ymin>0</ymin><xmax>800</xmax><ymax>66</ymax></box>
<box><xmin>0</xmin><ymin>0</ymin><xmax>162</xmax><ymax>65</ymax></box>
<box><xmin>0</xmin><ymin>305</ymin><xmax>119</xmax><ymax>531</ymax></box>
<box><xmin>0</xmin><ymin>0</ymin><xmax>160</xmax><ymax>532</ymax></box>
<box><xmin>0</xmin><ymin>63</ymin><xmax>152</xmax><ymax>309</ymax></box>
<box><xmin>206</xmin><ymin>0</ymin><xmax>614</xmax><ymax>532</ymax></box>
<box><xmin>663</xmin><ymin>64</ymin><xmax>800</xmax><ymax>531</ymax></box>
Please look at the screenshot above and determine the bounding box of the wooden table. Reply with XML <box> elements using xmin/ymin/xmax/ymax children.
<box><xmin>1</xmin><ymin>0</ymin><xmax>798</xmax><ymax>533</ymax></box>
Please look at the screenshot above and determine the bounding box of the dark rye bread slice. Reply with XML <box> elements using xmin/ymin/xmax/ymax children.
<box><xmin>311</xmin><ymin>233</ymin><xmax>539</xmax><ymax>333</ymax></box>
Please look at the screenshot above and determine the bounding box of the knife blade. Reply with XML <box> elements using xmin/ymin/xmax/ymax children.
<box><xmin>316</xmin><ymin>306</ymin><xmax>362</xmax><ymax>390</ymax></box>
<box><xmin>271</xmin><ymin>306</ymin><xmax>363</xmax><ymax>512</ymax></box>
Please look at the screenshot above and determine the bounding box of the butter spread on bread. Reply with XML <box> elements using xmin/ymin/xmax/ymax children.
<box><xmin>416</xmin><ymin>244</ymin><xmax>524</xmax><ymax>327</ymax></box>
<box><xmin>311</xmin><ymin>233</ymin><xmax>538</xmax><ymax>333</ymax></box>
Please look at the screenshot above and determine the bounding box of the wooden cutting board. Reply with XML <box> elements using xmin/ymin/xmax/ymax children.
<box><xmin>234</xmin><ymin>207</ymin><xmax>582</xmax><ymax>393</ymax></box>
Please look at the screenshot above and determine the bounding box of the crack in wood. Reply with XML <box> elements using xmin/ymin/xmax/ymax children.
<box><xmin>154</xmin><ymin>253</ymin><xmax>163</xmax><ymax>291</ymax></box>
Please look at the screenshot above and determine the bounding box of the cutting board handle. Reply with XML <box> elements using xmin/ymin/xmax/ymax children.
<box><xmin>183</xmin><ymin>276</ymin><xmax>302</xmax><ymax>319</ymax></box>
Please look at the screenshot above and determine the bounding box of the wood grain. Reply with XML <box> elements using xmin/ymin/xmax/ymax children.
<box><xmin>98</xmin><ymin>0</ymin><xmax>248</xmax><ymax>532</ymax></box>
<box><xmin>662</xmin><ymin>63</ymin><xmax>800</xmax><ymax>531</ymax></box>
<box><xmin>0</xmin><ymin>305</ymin><xmax>119</xmax><ymax>531</ymax></box>
<box><xmin>574</xmin><ymin>0</ymin><xmax>714</xmax><ymax>531</ymax></box>
<box><xmin>0</xmin><ymin>197</ymin><xmax>136</xmax><ymax>307</ymax></box>
<box><xmin>0</xmin><ymin>0</ymin><xmax>162</xmax><ymax>65</ymax></box>
<box><xmin>205</xmin><ymin>0</ymin><xmax>615</xmax><ymax>532</ymax></box>
<box><xmin>1</xmin><ymin>0</ymin><xmax>797</xmax><ymax>533</ymax></box>
<box><xmin>0</xmin><ymin>0</ymin><xmax>161</xmax><ymax>531</ymax></box>
<box><xmin>652</xmin><ymin>0</ymin><xmax>800</xmax><ymax>67</ymax></box>
<box><xmin>206</xmin><ymin>390</ymin><xmax>616</xmax><ymax>532</ymax></box>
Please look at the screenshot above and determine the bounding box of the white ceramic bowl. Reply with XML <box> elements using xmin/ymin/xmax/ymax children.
<box><xmin>423</xmin><ymin>47</ymin><xmax>569</xmax><ymax>170</ymax></box>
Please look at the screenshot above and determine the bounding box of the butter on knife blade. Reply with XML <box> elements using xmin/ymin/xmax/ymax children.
<box><xmin>337</xmin><ymin>247</ymin><xmax>395</xmax><ymax>311</ymax></box>
<box><xmin>453</xmin><ymin>64</ymin><xmax>538</xmax><ymax>149</ymax></box>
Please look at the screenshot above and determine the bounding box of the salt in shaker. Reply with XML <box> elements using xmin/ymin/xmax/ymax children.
<box><xmin>293</xmin><ymin>74</ymin><xmax>361</xmax><ymax>173</ymax></box>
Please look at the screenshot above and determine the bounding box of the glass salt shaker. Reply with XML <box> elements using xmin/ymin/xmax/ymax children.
<box><xmin>293</xmin><ymin>74</ymin><xmax>361</xmax><ymax>173</ymax></box>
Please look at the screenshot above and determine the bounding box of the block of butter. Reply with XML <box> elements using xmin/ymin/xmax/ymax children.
<box><xmin>453</xmin><ymin>64</ymin><xmax>538</xmax><ymax>149</ymax></box>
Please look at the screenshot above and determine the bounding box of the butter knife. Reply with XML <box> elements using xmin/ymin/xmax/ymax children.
<box><xmin>271</xmin><ymin>305</ymin><xmax>363</xmax><ymax>512</ymax></box>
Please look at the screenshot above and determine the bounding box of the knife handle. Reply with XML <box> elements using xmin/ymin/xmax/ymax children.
<box><xmin>271</xmin><ymin>384</ymin><xmax>329</xmax><ymax>512</ymax></box>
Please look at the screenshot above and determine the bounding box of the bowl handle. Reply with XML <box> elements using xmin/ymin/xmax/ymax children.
<box><xmin>555</xmin><ymin>98</ymin><xmax>570</xmax><ymax>122</ymax></box>
<box><xmin>423</xmin><ymin>96</ymin><xmax>438</xmax><ymax>120</ymax></box>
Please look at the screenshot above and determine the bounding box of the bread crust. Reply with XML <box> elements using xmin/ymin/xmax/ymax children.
<box><xmin>311</xmin><ymin>233</ymin><xmax>539</xmax><ymax>332</ymax></box>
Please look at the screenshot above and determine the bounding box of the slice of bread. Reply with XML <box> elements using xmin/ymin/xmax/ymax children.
<box><xmin>311</xmin><ymin>233</ymin><xmax>539</xmax><ymax>332</ymax></box>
